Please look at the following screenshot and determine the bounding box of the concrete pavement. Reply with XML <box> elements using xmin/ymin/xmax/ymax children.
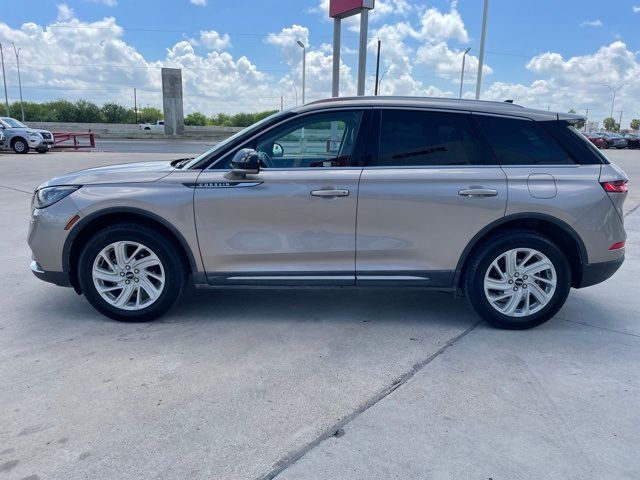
<box><xmin>0</xmin><ymin>148</ymin><xmax>639</xmax><ymax>480</ymax></box>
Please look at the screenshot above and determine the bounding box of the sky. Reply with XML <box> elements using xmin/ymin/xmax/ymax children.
<box><xmin>0</xmin><ymin>0</ymin><xmax>639</xmax><ymax>126</ymax></box>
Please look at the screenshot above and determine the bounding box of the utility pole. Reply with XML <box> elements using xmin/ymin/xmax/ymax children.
<box><xmin>12</xmin><ymin>43</ymin><xmax>24</xmax><ymax>121</ymax></box>
<box><xmin>374</xmin><ymin>39</ymin><xmax>381</xmax><ymax>96</ymax></box>
<box><xmin>475</xmin><ymin>0</ymin><xmax>489</xmax><ymax>100</ymax></box>
<box><xmin>280</xmin><ymin>96</ymin><xmax>284</xmax><ymax>111</ymax></box>
<box><xmin>297</xmin><ymin>41</ymin><xmax>306</xmax><ymax>104</ymax></box>
<box><xmin>332</xmin><ymin>18</ymin><xmax>341</xmax><ymax>97</ymax></box>
<box><xmin>459</xmin><ymin>47</ymin><xmax>471</xmax><ymax>99</ymax></box>
<box><xmin>133</xmin><ymin>88</ymin><xmax>138</xmax><ymax>124</ymax></box>
<box><xmin>618</xmin><ymin>110</ymin><xmax>623</xmax><ymax>132</ymax></box>
<box><xmin>0</xmin><ymin>43</ymin><xmax>9</xmax><ymax>115</ymax></box>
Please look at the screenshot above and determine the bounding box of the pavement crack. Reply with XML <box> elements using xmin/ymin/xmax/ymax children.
<box><xmin>559</xmin><ymin>318</ymin><xmax>640</xmax><ymax>339</ymax></box>
<box><xmin>0</xmin><ymin>184</ymin><xmax>32</xmax><ymax>195</ymax></box>
<box><xmin>257</xmin><ymin>320</ymin><xmax>483</xmax><ymax>480</ymax></box>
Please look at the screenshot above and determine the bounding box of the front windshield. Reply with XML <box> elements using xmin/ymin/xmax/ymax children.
<box><xmin>183</xmin><ymin>110</ymin><xmax>291</xmax><ymax>169</ymax></box>
<box><xmin>0</xmin><ymin>117</ymin><xmax>27</xmax><ymax>128</ymax></box>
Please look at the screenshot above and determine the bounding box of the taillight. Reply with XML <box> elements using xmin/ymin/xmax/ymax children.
<box><xmin>609</xmin><ymin>241</ymin><xmax>625</xmax><ymax>251</ymax></box>
<box><xmin>601</xmin><ymin>180</ymin><xmax>628</xmax><ymax>193</ymax></box>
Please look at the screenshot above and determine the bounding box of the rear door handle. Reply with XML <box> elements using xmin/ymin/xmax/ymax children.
<box><xmin>310</xmin><ymin>189</ymin><xmax>350</xmax><ymax>198</ymax></box>
<box><xmin>458</xmin><ymin>188</ymin><xmax>498</xmax><ymax>197</ymax></box>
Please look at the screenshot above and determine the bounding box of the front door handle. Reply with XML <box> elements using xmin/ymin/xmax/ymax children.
<box><xmin>458</xmin><ymin>188</ymin><xmax>498</xmax><ymax>198</ymax></box>
<box><xmin>310</xmin><ymin>189</ymin><xmax>350</xmax><ymax>198</ymax></box>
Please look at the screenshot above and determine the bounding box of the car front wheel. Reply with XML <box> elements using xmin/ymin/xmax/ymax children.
<box><xmin>466</xmin><ymin>231</ymin><xmax>571</xmax><ymax>329</ymax></box>
<box><xmin>12</xmin><ymin>138</ymin><xmax>29</xmax><ymax>154</ymax></box>
<box><xmin>78</xmin><ymin>223</ymin><xmax>185</xmax><ymax>321</ymax></box>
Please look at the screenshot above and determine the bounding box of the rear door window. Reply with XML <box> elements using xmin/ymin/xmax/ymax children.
<box><xmin>476</xmin><ymin>115</ymin><xmax>576</xmax><ymax>165</ymax></box>
<box><xmin>372</xmin><ymin>109</ymin><xmax>482</xmax><ymax>167</ymax></box>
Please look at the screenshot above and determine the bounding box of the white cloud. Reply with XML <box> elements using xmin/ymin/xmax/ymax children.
<box><xmin>199</xmin><ymin>30</ymin><xmax>231</xmax><ymax>50</ymax></box>
<box><xmin>580</xmin><ymin>19</ymin><xmax>603</xmax><ymax>27</ymax></box>
<box><xmin>56</xmin><ymin>4</ymin><xmax>75</xmax><ymax>22</ymax></box>
<box><xmin>633</xmin><ymin>5</ymin><xmax>640</xmax><ymax>13</ymax></box>
<box><xmin>190</xmin><ymin>0</ymin><xmax>207</xmax><ymax>6</ymax></box>
<box><xmin>483</xmin><ymin>42</ymin><xmax>640</xmax><ymax>121</ymax></box>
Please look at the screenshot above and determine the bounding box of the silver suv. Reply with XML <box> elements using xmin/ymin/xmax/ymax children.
<box><xmin>0</xmin><ymin>117</ymin><xmax>55</xmax><ymax>153</ymax></box>
<box><xmin>28</xmin><ymin>97</ymin><xmax>628</xmax><ymax>329</ymax></box>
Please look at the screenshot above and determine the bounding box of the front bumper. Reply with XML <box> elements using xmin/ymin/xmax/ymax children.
<box><xmin>30</xmin><ymin>261</ymin><xmax>71</xmax><ymax>287</ymax></box>
<box><xmin>577</xmin><ymin>256</ymin><xmax>624</xmax><ymax>288</ymax></box>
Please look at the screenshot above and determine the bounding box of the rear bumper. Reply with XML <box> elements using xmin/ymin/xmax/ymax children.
<box><xmin>577</xmin><ymin>256</ymin><xmax>624</xmax><ymax>288</ymax></box>
<box><xmin>30</xmin><ymin>261</ymin><xmax>72</xmax><ymax>287</ymax></box>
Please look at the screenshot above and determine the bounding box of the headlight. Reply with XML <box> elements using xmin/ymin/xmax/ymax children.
<box><xmin>29</xmin><ymin>133</ymin><xmax>42</xmax><ymax>139</ymax></box>
<box><xmin>33</xmin><ymin>186</ymin><xmax>80</xmax><ymax>209</ymax></box>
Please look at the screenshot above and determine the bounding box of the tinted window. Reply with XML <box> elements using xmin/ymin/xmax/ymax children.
<box><xmin>542</xmin><ymin>121</ymin><xmax>607</xmax><ymax>165</ymax></box>
<box><xmin>373</xmin><ymin>110</ymin><xmax>481</xmax><ymax>167</ymax></box>
<box><xmin>477</xmin><ymin>115</ymin><xmax>575</xmax><ymax>165</ymax></box>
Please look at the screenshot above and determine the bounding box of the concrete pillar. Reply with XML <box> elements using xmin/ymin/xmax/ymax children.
<box><xmin>161</xmin><ymin>68</ymin><xmax>185</xmax><ymax>136</ymax></box>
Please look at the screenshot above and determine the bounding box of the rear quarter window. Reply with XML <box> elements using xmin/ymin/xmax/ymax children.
<box><xmin>475</xmin><ymin>114</ymin><xmax>576</xmax><ymax>165</ymax></box>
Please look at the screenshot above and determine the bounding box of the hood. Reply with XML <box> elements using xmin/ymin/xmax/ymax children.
<box><xmin>39</xmin><ymin>161</ymin><xmax>176</xmax><ymax>188</ymax></box>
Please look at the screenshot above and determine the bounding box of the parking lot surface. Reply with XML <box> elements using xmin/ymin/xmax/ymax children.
<box><xmin>0</xmin><ymin>148</ymin><xmax>639</xmax><ymax>479</ymax></box>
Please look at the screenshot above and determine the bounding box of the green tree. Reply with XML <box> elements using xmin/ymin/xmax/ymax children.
<box><xmin>137</xmin><ymin>106</ymin><xmax>163</xmax><ymax>124</ymax></box>
<box><xmin>46</xmin><ymin>99</ymin><xmax>78</xmax><ymax>122</ymax></box>
<box><xmin>184</xmin><ymin>112</ymin><xmax>209</xmax><ymax>126</ymax></box>
<box><xmin>603</xmin><ymin>117</ymin><xmax>618</xmax><ymax>132</ymax></box>
<box><xmin>631</xmin><ymin>119</ymin><xmax>640</xmax><ymax>131</ymax></box>
<box><xmin>74</xmin><ymin>100</ymin><xmax>102</xmax><ymax>123</ymax></box>
<box><xmin>101</xmin><ymin>102</ymin><xmax>132</xmax><ymax>123</ymax></box>
<box><xmin>8</xmin><ymin>102</ymin><xmax>48</xmax><ymax>122</ymax></box>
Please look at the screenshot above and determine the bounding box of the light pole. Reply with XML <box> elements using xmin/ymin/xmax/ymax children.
<box><xmin>475</xmin><ymin>0</ymin><xmax>489</xmax><ymax>100</ymax></box>
<box><xmin>0</xmin><ymin>43</ymin><xmax>9</xmax><ymax>115</ymax></box>
<box><xmin>459</xmin><ymin>47</ymin><xmax>471</xmax><ymax>99</ymax></box>
<box><xmin>12</xmin><ymin>43</ymin><xmax>24</xmax><ymax>121</ymax></box>
<box><xmin>297</xmin><ymin>41</ymin><xmax>306</xmax><ymax>105</ymax></box>
<box><xmin>293</xmin><ymin>85</ymin><xmax>298</xmax><ymax>106</ymax></box>
<box><xmin>605</xmin><ymin>83</ymin><xmax>628</xmax><ymax>120</ymax></box>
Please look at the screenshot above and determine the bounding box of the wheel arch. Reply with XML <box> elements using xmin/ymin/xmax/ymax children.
<box><xmin>64</xmin><ymin>207</ymin><xmax>199</xmax><ymax>292</ymax></box>
<box><xmin>11</xmin><ymin>136</ymin><xmax>27</xmax><ymax>146</ymax></box>
<box><xmin>455</xmin><ymin>213</ymin><xmax>588</xmax><ymax>291</ymax></box>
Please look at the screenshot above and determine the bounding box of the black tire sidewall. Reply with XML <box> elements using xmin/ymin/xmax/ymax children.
<box><xmin>78</xmin><ymin>225</ymin><xmax>184</xmax><ymax>322</ymax></box>
<box><xmin>466</xmin><ymin>233</ymin><xmax>571</xmax><ymax>329</ymax></box>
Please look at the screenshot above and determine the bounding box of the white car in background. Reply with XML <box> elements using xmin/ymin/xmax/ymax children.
<box><xmin>139</xmin><ymin>120</ymin><xmax>165</xmax><ymax>132</ymax></box>
<box><xmin>0</xmin><ymin>117</ymin><xmax>55</xmax><ymax>154</ymax></box>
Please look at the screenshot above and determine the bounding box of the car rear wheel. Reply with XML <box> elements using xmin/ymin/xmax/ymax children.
<box><xmin>78</xmin><ymin>223</ymin><xmax>185</xmax><ymax>321</ymax></box>
<box><xmin>466</xmin><ymin>231</ymin><xmax>571</xmax><ymax>329</ymax></box>
<box><xmin>12</xmin><ymin>138</ymin><xmax>29</xmax><ymax>154</ymax></box>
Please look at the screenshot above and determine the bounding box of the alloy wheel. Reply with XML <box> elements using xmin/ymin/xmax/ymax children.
<box><xmin>92</xmin><ymin>241</ymin><xmax>165</xmax><ymax>311</ymax></box>
<box><xmin>483</xmin><ymin>248</ymin><xmax>557</xmax><ymax>317</ymax></box>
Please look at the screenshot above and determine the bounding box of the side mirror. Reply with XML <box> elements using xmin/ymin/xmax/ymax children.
<box><xmin>225</xmin><ymin>148</ymin><xmax>260</xmax><ymax>179</ymax></box>
<box><xmin>272</xmin><ymin>143</ymin><xmax>284</xmax><ymax>158</ymax></box>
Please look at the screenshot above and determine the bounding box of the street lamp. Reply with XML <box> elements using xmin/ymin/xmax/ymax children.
<box><xmin>605</xmin><ymin>83</ymin><xmax>628</xmax><ymax>120</ymax></box>
<box><xmin>12</xmin><ymin>43</ymin><xmax>24</xmax><ymax>121</ymax></box>
<box><xmin>0</xmin><ymin>43</ymin><xmax>9</xmax><ymax>115</ymax></box>
<box><xmin>475</xmin><ymin>0</ymin><xmax>489</xmax><ymax>100</ymax></box>
<box><xmin>459</xmin><ymin>47</ymin><xmax>471</xmax><ymax>99</ymax></box>
<box><xmin>296</xmin><ymin>40</ymin><xmax>306</xmax><ymax>105</ymax></box>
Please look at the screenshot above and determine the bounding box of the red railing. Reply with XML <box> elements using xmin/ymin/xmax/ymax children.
<box><xmin>52</xmin><ymin>132</ymin><xmax>96</xmax><ymax>150</ymax></box>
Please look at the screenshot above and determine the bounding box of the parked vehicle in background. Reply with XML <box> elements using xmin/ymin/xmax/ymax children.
<box><xmin>622</xmin><ymin>133</ymin><xmax>640</xmax><ymax>149</ymax></box>
<box><xmin>0</xmin><ymin>117</ymin><xmax>54</xmax><ymax>154</ymax></box>
<box><xmin>601</xmin><ymin>133</ymin><xmax>628</xmax><ymax>149</ymax></box>
<box><xmin>583</xmin><ymin>132</ymin><xmax>607</xmax><ymax>149</ymax></box>
<box><xmin>139</xmin><ymin>120</ymin><xmax>165</xmax><ymax>132</ymax></box>
<box><xmin>28</xmin><ymin>97</ymin><xmax>628</xmax><ymax>330</ymax></box>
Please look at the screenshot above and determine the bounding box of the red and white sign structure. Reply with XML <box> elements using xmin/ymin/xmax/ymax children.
<box><xmin>329</xmin><ymin>0</ymin><xmax>375</xmax><ymax>97</ymax></box>
<box><xmin>330</xmin><ymin>0</ymin><xmax>375</xmax><ymax>19</ymax></box>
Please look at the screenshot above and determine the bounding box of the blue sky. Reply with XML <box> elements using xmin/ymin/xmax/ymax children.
<box><xmin>1</xmin><ymin>0</ymin><xmax>639</xmax><ymax>124</ymax></box>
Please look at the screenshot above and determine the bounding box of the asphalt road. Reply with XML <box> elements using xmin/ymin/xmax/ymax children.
<box><xmin>0</xmin><ymin>148</ymin><xmax>639</xmax><ymax>480</ymax></box>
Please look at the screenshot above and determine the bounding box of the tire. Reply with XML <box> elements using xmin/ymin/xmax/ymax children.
<box><xmin>12</xmin><ymin>138</ymin><xmax>29</xmax><ymax>154</ymax></box>
<box><xmin>36</xmin><ymin>148</ymin><xmax>49</xmax><ymax>154</ymax></box>
<box><xmin>78</xmin><ymin>223</ymin><xmax>186</xmax><ymax>321</ymax></box>
<box><xmin>465</xmin><ymin>231</ymin><xmax>571</xmax><ymax>330</ymax></box>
